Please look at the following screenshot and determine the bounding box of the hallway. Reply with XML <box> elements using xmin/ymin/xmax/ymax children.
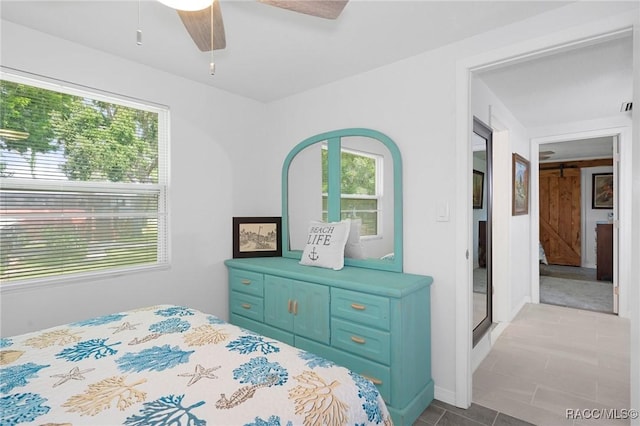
<box><xmin>472</xmin><ymin>303</ymin><xmax>630</xmax><ymax>425</ymax></box>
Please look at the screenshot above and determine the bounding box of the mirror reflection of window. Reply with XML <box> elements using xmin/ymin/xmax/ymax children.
<box><xmin>283</xmin><ymin>128</ymin><xmax>402</xmax><ymax>272</ymax></box>
<box><xmin>288</xmin><ymin>143</ymin><xmax>323</xmax><ymax>251</ymax></box>
<box><xmin>321</xmin><ymin>145</ymin><xmax>382</xmax><ymax>238</ymax></box>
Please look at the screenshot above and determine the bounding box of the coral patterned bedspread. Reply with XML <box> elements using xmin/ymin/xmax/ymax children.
<box><xmin>0</xmin><ymin>304</ymin><xmax>392</xmax><ymax>426</ymax></box>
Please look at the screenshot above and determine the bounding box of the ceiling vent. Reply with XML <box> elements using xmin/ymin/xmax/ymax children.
<box><xmin>620</xmin><ymin>102</ymin><xmax>633</xmax><ymax>112</ymax></box>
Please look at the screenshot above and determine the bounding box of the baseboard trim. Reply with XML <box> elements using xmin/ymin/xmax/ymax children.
<box><xmin>434</xmin><ymin>385</ymin><xmax>457</xmax><ymax>406</ymax></box>
<box><xmin>387</xmin><ymin>380</ymin><xmax>434</xmax><ymax>426</ymax></box>
<box><xmin>510</xmin><ymin>296</ymin><xmax>531</xmax><ymax>321</ymax></box>
<box><xmin>490</xmin><ymin>321</ymin><xmax>509</xmax><ymax>341</ymax></box>
<box><xmin>471</xmin><ymin>332</ymin><xmax>492</xmax><ymax>372</ymax></box>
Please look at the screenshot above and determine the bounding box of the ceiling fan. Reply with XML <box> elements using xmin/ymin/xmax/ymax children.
<box><xmin>158</xmin><ymin>0</ymin><xmax>349</xmax><ymax>52</ymax></box>
<box><xmin>539</xmin><ymin>150</ymin><xmax>555</xmax><ymax>161</ymax></box>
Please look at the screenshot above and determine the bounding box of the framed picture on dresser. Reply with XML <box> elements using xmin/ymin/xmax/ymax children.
<box><xmin>233</xmin><ymin>216</ymin><xmax>282</xmax><ymax>258</ymax></box>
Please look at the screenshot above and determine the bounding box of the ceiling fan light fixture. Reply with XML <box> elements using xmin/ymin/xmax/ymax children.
<box><xmin>158</xmin><ymin>0</ymin><xmax>213</xmax><ymax>12</ymax></box>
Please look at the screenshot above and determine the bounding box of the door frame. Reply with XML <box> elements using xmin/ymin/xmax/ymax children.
<box><xmin>454</xmin><ymin>18</ymin><xmax>638</xmax><ymax>409</ymax></box>
<box><xmin>531</xmin><ymin>127</ymin><xmax>629</xmax><ymax>316</ymax></box>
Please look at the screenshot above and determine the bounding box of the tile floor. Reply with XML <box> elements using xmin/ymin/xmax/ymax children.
<box><xmin>414</xmin><ymin>303</ymin><xmax>630</xmax><ymax>426</ymax></box>
<box><xmin>474</xmin><ymin>303</ymin><xmax>630</xmax><ymax>425</ymax></box>
<box><xmin>414</xmin><ymin>399</ymin><xmax>535</xmax><ymax>425</ymax></box>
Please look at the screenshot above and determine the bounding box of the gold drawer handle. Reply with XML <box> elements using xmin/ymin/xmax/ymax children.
<box><xmin>241</xmin><ymin>279</ymin><xmax>251</xmax><ymax>285</ymax></box>
<box><xmin>288</xmin><ymin>299</ymin><xmax>293</xmax><ymax>313</ymax></box>
<box><xmin>293</xmin><ymin>300</ymin><xmax>298</xmax><ymax>315</ymax></box>
<box><xmin>351</xmin><ymin>336</ymin><xmax>366</xmax><ymax>344</ymax></box>
<box><xmin>361</xmin><ymin>374</ymin><xmax>382</xmax><ymax>385</ymax></box>
<box><xmin>241</xmin><ymin>303</ymin><xmax>251</xmax><ymax>310</ymax></box>
<box><xmin>351</xmin><ymin>303</ymin><xmax>366</xmax><ymax>311</ymax></box>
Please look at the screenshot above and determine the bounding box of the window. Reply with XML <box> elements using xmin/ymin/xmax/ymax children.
<box><xmin>321</xmin><ymin>146</ymin><xmax>382</xmax><ymax>237</ymax></box>
<box><xmin>0</xmin><ymin>72</ymin><xmax>168</xmax><ymax>287</ymax></box>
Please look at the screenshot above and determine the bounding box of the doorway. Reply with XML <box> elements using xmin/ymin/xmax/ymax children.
<box><xmin>471</xmin><ymin>33</ymin><xmax>630</xmax><ymax>320</ymax></box>
<box><xmin>535</xmin><ymin>134</ymin><xmax>621</xmax><ymax>315</ymax></box>
<box><xmin>457</xmin><ymin>25</ymin><xmax>635</xmax><ymax>410</ymax></box>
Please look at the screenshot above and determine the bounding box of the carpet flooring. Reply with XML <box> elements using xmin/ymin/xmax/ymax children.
<box><xmin>539</xmin><ymin>275</ymin><xmax>613</xmax><ymax>313</ymax></box>
<box><xmin>539</xmin><ymin>263</ymin><xmax>598</xmax><ymax>281</ymax></box>
<box><xmin>474</xmin><ymin>266</ymin><xmax>613</xmax><ymax>313</ymax></box>
<box><xmin>540</xmin><ymin>264</ymin><xmax>613</xmax><ymax>313</ymax></box>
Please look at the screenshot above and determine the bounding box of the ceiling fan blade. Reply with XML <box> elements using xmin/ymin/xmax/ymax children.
<box><xmin>177</xmin><ymin>2</ymin><xmax>226</xmax><ymax>52</ymax></box>
<box><xmin>259</xmin><ymin>0</ymin><xmax>348</xmax><ymax>19</ymax></box>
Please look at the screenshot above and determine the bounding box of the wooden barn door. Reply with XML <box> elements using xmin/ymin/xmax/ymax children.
<box><xmin>539</xmin><ymin>168</ymin><xmax>581</xmax><ymax>266</ymax></box>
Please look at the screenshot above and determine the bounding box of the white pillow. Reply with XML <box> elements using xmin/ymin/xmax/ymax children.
<box><xmin>299</xmin><ymin>219</ymin><xmax>351</xmax><ymax>270</ymax></box>
<box><xmin>344</xmin><ymin>218</ymin><xmax>366</xmax><ymax>259</ymax></box>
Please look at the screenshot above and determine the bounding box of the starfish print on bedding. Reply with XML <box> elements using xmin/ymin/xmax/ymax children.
<box><xmin>178</xmin><ymin>364</ymin><xmax>220</xmax><ymax>386</ymax></box>
<box><xmin>51</xmin><ymin>366</ymin><xmax>96</xmax><ymax>387</ymax></box>
<box><xmin>109</xmin><ymin>322</ymin><xmax>141</xmax><ymax>334</ymax></box>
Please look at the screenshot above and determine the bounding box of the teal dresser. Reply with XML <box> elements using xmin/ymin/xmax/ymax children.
<box><xmin>225</xmin><ymin>257</ymin><xmax>434</xmax><ymax>426</ymax></box>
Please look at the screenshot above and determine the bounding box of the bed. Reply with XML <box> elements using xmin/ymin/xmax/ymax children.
<box><xmin>0</xmin><ymin>304</ymin><xmax>392</xmax><ymax>425</ymax></box>
<box><xmin>539</xmin><ymin>241</ymin><xmax>549</xmax><ymax>265</ymax></box>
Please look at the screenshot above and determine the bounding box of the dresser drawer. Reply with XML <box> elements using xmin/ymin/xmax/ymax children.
<box><xmin>295</xmin><ymin>335</ymin><xmax>392</xmax><ymax>405</ymax></box>
<box><xmin>230</xmin><ymin>291</ymin><xmax>263</xmax><ymax>322</ymax></box>
<box><xmin>229</xmin><ymin>269</ymin><xmax>264</xmax><ymax>297</ymax></box>
<box><xmin>332</xmin><ymin>288</ymin><xmax>390</xmax><ymax>330</ymax></box>
<box><xmin>331</xmin><ymin>318</ymin><xmax>390</xmax><ymax>365</ymax></box>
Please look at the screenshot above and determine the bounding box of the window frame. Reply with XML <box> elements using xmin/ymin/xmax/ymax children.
<box><xmin>338</xmin><ymin>146</ymin><xmax>383</xmax><ymax>239</ymax></box>
<box><xmin>0</xmin><ymin>69</ymin><xmax>170</xmax><ymax>292</ymax></box>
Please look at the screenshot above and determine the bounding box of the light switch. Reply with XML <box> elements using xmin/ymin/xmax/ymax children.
<box><xmin>436</xmin><ymin>202</ymin><xmax>450</xmax><ymax>222</ymax></box>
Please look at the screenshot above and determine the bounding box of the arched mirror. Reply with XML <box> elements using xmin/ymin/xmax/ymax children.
<box><xmin>282</xmin><ymin>128</ymin><xmax>403</xmax><ymax>272</ymax></box>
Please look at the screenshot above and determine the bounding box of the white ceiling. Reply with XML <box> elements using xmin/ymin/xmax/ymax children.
<box><xmin>477</xmin><ymin>35</ymin><xmax>634</xmax><ymax>129</ymax></box>
<box><xmin>1</xmin><ymin>0</ymin><xmax>635</xmax><ymax>162</ymax></box>
<box><xmin>476</xmin><ymin>32</ymin><xmax>633</xmax><ymax>163</ymax></box>
<box><xmin>538</xmin><ymin>136</ymin><xmax>613</xmax><ymax>163</ymax></box>
<box><xmin>1</xmin><ymin>0</ymin><xmax>575</xmax><ymax>102</ymax></box>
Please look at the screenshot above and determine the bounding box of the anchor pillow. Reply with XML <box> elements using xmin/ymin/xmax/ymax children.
<box><xmin>299</xmin><ymin>219</ymin><xmax>351</xmax><ymax>270</ymax></box>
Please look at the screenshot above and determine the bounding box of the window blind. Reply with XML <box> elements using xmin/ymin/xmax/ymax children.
<box><xmin>0</xmin><ymin>72</ymin><xmax>169</xmax><ymax>287</ymax></box>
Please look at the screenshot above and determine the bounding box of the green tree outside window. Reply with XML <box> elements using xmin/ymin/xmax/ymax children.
<box><xmin>321</xmin><ymin>147</ymin><xmax>380</xmax><ymax>236</ymax></box>
<box><xmin>0</xmin><ymin>78</ymin><xmax>166</xmax><ymax>284</ymax></box>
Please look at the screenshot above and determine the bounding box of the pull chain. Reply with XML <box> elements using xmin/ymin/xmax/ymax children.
<box><xmin>209</xmin><ymin>1</ymin><xmax>215</xmax><ymax>75</ymax></box>
<box><xmin>136</xmin><ymin>0</ymin><xmax>142</xmax><ymax>45</ymax></box>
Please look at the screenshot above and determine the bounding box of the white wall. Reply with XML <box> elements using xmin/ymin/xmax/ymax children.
<box><xmin>0</xmin><ymin>21</ymin><xmax>268</xmax><ymax>336</ymax></box>
<box><xmin>1</xmin><ymin>1</ymin><xmax>638</xmax><ymax>408</ymax></box>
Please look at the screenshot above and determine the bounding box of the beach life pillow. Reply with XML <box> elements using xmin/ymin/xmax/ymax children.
<box><xmin>299</xmin><ymin>219</ymin><xmax>351</xmax><ymax>270</ymax></box>
<box><xmin>344</xmin><ymin>218</ymin><xmax>366</xmax><ymax>259</ymax></box>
